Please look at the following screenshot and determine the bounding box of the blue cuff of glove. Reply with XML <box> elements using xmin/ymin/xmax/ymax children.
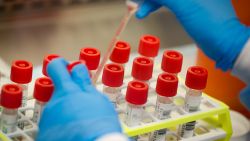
<box><xmin>239</xmin><ymin>86</ymin><xmax>250</xmax><ymax>111</ymax></box>
<box><xmin>216</xmin><ymin>27</ymin><xmax>250</xmax><ymax>71</ymax></box>
<box><xmin>232</xmin><ymin>39</ymin><xmax>250</xmax><ymax>84</ymax></box>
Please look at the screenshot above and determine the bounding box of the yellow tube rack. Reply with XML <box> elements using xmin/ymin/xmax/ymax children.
<box><xmin>109</xmin><ymin>75</ymin><xmax>233</xmax><ymax>141</ymax></box>
<box><xmin>0</xmin><ymin>76</ymin><xmax>232</xmax><ymax>141</ymax></box>
<box><xmin>0</xmin><ymin>59</ymin><xmax>232</xmax><ymax>141</ymax></box>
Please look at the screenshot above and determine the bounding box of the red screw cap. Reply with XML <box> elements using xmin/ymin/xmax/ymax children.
<box><xmin>126</xmin><ymin>80</ymin><xmax>148</xmax><ymax>105</ymax></box>
<box><xmin>161</xmin><ymin>50</ymin><xmax>183</xmax><ymax>74</ymax></box>
<box><xmin>156</xmin><ymin>73</ymin><xmax>178</xmax><ymax>97</ymax></box>
<box><xmin>132</xmin><ymin>57</ymin><xmax>154</xmax><ymax>81</ymax></box>
<box><xmin>79</xmin><ymin>47</ymin><xmax>101</xmax><ymax>70</ymax></box>
<box><xmin>67</xmin><ymin>60</ymin><xmax>86</xmax><ymax>72</ymax></box>
<box><xmin>110</xmin><ymin>41</ymin><xmax>131</xmax><ymax>64</ymax></box>
<box><xmin>43</xmin><ymin>54</ymin><xmax>60</xmax><ymax>76</ymax></box>
<box><xmin>138</xmin><ymin>34</ymin><xmax>160</xmax><ymax>57</ymax></box>
<box><xmin>33</xmin><ymin>77</ymin><xmax>54</xmax><ymax>103</ymax></box>
<box><xmin>11</xmin><ymin>60</ymin><xmax>33</xmax><ymax>84</ymax></box>
<box><xmin>185</xmin><ymin>66</ymin><xmax>208</xmax><ymax>90</ymax></box>
<box><xmin>1</xmin><ymin>84</ymin><xmax>22</xmax><ymax>109</ymax></box>
<box><xmin>102</xmin><ymin>63</ymin><xmax>124</xmax><ymax>87</ymax></box>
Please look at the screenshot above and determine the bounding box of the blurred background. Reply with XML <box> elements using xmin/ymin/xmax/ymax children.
<box><xmin>0</xmin><ymin>0</ymin><xmax>193</xmax><ymax>65</ymax></box>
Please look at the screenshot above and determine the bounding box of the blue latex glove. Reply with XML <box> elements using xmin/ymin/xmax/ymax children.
<box><xmin>36</xmin><ymin>58</ymin><xmax>122</xmax><ymax>141</ymax></box>
<box><xmin>136</xmin><ymin>0</ymin><xmax>250</xmax><ymax>71</ymax></box>
<box><xmin>240</xmin><ymin>86</ymin><xmax>250</xmax><ymax>111</ymax></box>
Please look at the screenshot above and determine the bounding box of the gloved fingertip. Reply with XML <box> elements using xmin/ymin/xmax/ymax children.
<box><xmin>47</xmin><ymin>58</ymin><xmax>68</xmax><ymax>75</ymax></box>
<box><xmin>47</xmin><ymin>58</ymin><xmax>72</xmax><ymax>87</ymax></box>
<box><xmin>136</xmin><ymin>10</ymin><xmax>148</xmax><ymax>19</ymax></box>
<box><xmin>71</xmin><ymin>64</ymin><xmax>94</xmax><ymax>92</ymax></box>
<box><xmin>135</xmin><ymin>0</ymin><xmax>162</xmax><ymax>19</ymax></box>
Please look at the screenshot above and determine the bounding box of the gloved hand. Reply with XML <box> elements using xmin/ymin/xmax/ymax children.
<box><xmin>136</xmin><ymin>0</ymin><xmax>250</xmax><ymax>71</ymax></box>
<box><xmin>240</xmin><ymin>86</ymin><xmax>250</xmax><ymax>110</ymax></box>
<box><xmin>36</xmin><ymin>58</ymin><xmax>122</xmax><ymax>141</ymax></box>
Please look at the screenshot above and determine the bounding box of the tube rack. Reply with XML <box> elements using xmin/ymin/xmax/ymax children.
<box><xmin>96</xmin><ymin>68</ymin><xmax>233</xmax><ymax>141</ymax></box>
<box><xmin>0</xmin><ymin>61</ymin><xmax>232</xmax><ymax>141</ymax></box>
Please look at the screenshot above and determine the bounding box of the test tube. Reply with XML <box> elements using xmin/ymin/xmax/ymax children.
<box><xmin>0</xmin><ymin>84</ymin><xmax>22</xmax><ymax>133</ymax></box>
<box><xmin>138</xmin><ymin>34</ymin><xmax>160</xmax><ymax>60</ymax></box>
<box><xmin>178</xmin><ymin>66</ymin><xmax>208</xmax><ymax>138</ymax></box>
<box><xmin>102</xmin><ymin>63</ymin><xmax>124</xmax><ymax>107</ymax></box>
<box><xmin>125</xmin><ymin>80</ymin><xmax>148</xmax><ymax>127</ymax></box>
<box><xmin>42</xmin><ymin>54</ymin><xmax>60</xmax><ymax>76</ymax></box>
<box><xmin>109</xmin><ymin>40</ymin><xmax>131</xmax><ymax>67</ymax></box>
<box><xmin>131</xmin><ymin>57</ymin><xmax>154</xmax><ymax>84</ymax></box>
<box><xmin>10</xmin><ymin>60</ymin><xmax>33</xmax><ymax>107</ymax></box>
<box><xmin>149</xmin><ymin>73</ymin><xmax>178</xmax><ymax>141</ymax></box>
<box><xmin>161</xmin><ymin>50</ymin><xmax>183</xmax><ymax>76</ymax></box>
<box><xmin>32</xmin><ymin>77</ymin><xmax>54</xmax><ymax>124</ymax></box>
<box><xmin>79</xmin><ymin>47</ymin><xmax>101</xmax><ymax>76</ymax></box>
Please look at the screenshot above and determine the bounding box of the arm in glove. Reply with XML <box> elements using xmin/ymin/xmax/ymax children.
<box><xmin>136</xmin><ymin>0</ymin><xmax>250</xmax><ymax>71</ymax></box>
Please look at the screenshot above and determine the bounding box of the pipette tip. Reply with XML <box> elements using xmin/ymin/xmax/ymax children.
<box><xmin>126</xmin><ymin>0</ymin><xmax>139</xmax><ymax>11</ymax></box>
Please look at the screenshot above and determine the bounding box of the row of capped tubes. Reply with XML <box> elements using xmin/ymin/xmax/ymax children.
<box><xmin>0</xmin><ymin>34</ymin><xmax>208</xmax><ymax>141</ymax></box>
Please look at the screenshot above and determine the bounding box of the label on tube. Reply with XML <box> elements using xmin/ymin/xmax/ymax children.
<box><xmin>32</xmin><ymin>103</ymin><xmax>44</xmax><ymax>124</ymax></box>
<box><xmin>0</xmin><ymin>114</ymin><xmax>17</xmax><ymax>133</ymax></box>
<box><xmin>179</xmin><ymin>121</ymin><xmax>196</xmax><ymax>138</ymax></box>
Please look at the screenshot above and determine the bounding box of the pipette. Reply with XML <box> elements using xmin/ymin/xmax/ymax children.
<box><xmin>92</xmin><ymin>0</ymin><xmax>139</xmax><ymax>84</ymax></box>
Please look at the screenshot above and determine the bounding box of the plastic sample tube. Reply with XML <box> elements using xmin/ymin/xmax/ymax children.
<box><xmin>109</xmin><ymin>40</ymin><xmax>131</xmax><ymax>67</ymax></box>
<box><xmin>125</xmin><ymin>80</ymin><xmax>149</xmax><ymax>127</ymax></box>
<box><xmin>178</xmin><ymin>66</ymin><xmax>208</xmax><ymax>138</ymax></box>
<box><xmin>102</xmin><ymin>63</ymin><xmax>124</xmax><ymax>107</ymax></box>
<box><xmin>32</xmin><ymin>77</ymin><xmax>54</xmax><ymax>124</ymax></box>
<box><xmin>149</xmin><ymin>73</ymin><xmax>178</xmax><ymax>141</ymax></box>
<box><xmin>79</xmin><ymin>47</ymin><xmax>101</xmax><ymax>76</ymax></box>
<box><xmin>0</xmin><ymin>84</ymin><xmax>22</xmax><ymax>133</ymax></box>
<box><xmin>138</xmin><ymin>34</ymin><xmax>160</xmax><ymax>60</ymax></box>
<box><xmin>161</xmin><ymin>50</ymin><xmax>183</xmax><ymax>75</ymax></box>
<box><xmin>10</xmin><ymin>60</ymin><xmax>33</xmax><ymax>107</ymax></box>
<box><xmin>42</xmin><ymin>54</ymin><xmax>60</xmax><ymax>76</ymax></box>
<box><xmin>131</xmin><ymin>57</ymin><xmax>154</xmax><ymax>84</ymax></box>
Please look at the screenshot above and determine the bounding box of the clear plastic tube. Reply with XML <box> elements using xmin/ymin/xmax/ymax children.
<box><xmin>133</xmin><ymin>78</ymin><xmax>150</xmax><ymax>85</ymax></box>
<box><xmin>125</xmin><ymin>103</ymin><xmax>144</xmax><ymax>127</ymax></box>
<box><xmin>178</xmin><ymin>88</ymin><xmax>202</xmax><ymax>138</ymax></box>
<box><xmin>125</xmin><ymin>102</ymin><xmax>144</xmax><ymax>141</ymax></box>
<box><xmin>110</xmin><ymin>61</ymin><xmax>126</xmax><ymax>68</ymax></box>
<box><xmin>32</xmin><ymin>100</ymin><xmax>46</xmax><ymax>124</ymax></box>
<box><xmin>184</xmin><ymin>88</ymin><xmax>202</xmax><ymax>112</ymax></box>
<box><xmin>16</xmin><ymin>83</ymin><xmax>28</xmax><ymax>107</ymax></box>
<box><xmin>162</xmin><ymin>72</ymin><xmax>178</xmax><ymax>77</ymax></box>
<box><xmin>103</xmin><ymin>85</ymin><xmax>121</xmax><ymax>107</ymax></box>
<box><xmin>89</xmin><ymin>70</ymin><xmax>95</xmax><ymax>78</ymax></box>
<box><xmin>140</xmin><ymin>55</ymin><xmax>155</xmax><ymax>62</ymax></box>
<box><xmin>155</xmin><ymin>96</ymin><xmax>174</xmax><ymax>120</ymax></box>
<box><xmin>149</xmin><ymin>96</ymin><xmax>175</xmax><ymax>141</ymax></box>
<box><xmin>0</xmin><ymin>108</ymin><xmax>18</xmax><ymax>133</ymax></box>
<box><xmin>15</xmin><ymin>83</ymin><xmax>28</xmax><ymax>129</ymax></box>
